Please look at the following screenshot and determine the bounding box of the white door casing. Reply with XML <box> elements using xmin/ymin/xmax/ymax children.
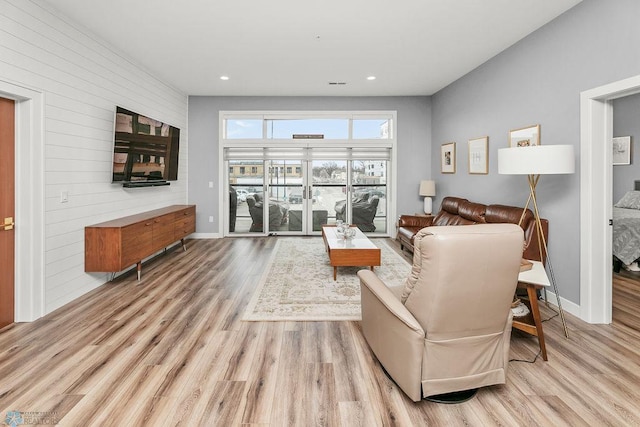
<box><xmin>580</xmin><ymin>74</ymin><xmax>640</xmax><ymax>324</ymax></box>
<box><xmin>0</xmin><ymin>79</ymin><xmax>45</xmax><ymax>322</ymax></box>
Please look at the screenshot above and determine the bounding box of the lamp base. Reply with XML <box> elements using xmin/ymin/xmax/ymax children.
<box><xmin>424</xmin><ymin>197</ymin><xmax>433</xmax><ymax>215</ymax></box>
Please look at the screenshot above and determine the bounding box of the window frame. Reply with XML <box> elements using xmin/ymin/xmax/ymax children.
<box><xmin>219</xmin><ymin>111</ymin><xmax>397</xmax><ymax>237</ymax></box>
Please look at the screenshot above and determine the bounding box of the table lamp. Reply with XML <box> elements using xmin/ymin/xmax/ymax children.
<box><xmin>419</xmin><ymin>180</ymin><xmax>436</xmax><ymax>214</ymax></box>
<box><xmin>498</xmin><ymin>144</ymin><xmax>575</xmax><ymax>338</ymax></box>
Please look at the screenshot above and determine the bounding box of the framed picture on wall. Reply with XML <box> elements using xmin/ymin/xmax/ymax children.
<box><xmin>509</xmin><ymin>124</ymin><xmax>540</xmax><ymax>147</ymax></box>
<box><xmin>441</xmin><ymin>142</ymin><xmax>456</xmax><ymax>174</ymax></box>
<box><xmin>613</xmin><ymin>136</ymin><xmax>631</xmax><ymax>165</ymax></box>
<box><xmin>468</xmin><ymin>136</ymin><xmax>488</xmax><ymax>174</ymax></box>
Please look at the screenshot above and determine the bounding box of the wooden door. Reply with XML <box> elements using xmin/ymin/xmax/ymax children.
<box><xmin>0</xmin><ymin>97</ymin><xmax>15</xmax><ymax>329</ymax></box>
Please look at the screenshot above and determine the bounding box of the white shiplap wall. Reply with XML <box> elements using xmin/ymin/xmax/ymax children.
<box><xmin>0</xmin><ymin>0</ymin><xmax>189</xmax><ymax>315</ymax></box>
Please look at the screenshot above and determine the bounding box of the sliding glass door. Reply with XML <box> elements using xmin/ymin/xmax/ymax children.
<box><xmin>227</xmin><ymin>157</ymin><xmax>387</xmax><ymax>236</ymax></box>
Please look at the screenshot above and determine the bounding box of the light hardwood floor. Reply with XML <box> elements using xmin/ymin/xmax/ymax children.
<box><xmin>1</xmin><ymin>237</ymin><xmax>640</xmax><ymax>426</ymax></box>
<box><xmin>613</xmin><ymin>269</ymin><xmax>640</xmax><ymax>330</ymax></box>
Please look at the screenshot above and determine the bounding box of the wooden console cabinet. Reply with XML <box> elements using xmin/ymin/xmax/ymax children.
<box><xmin>85</xmin><ymin>205</ymin><xmax>195</xmax><ymax>280</ymax></box>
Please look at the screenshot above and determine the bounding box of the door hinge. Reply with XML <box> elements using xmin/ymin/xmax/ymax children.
<box><xmin>2</xmin><ymin>217</ymin><xmax>14</xmax><ymax>231</ymax></box>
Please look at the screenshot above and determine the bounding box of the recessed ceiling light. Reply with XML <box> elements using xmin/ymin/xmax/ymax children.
<box><xmin>367</xmin><ymin>76</ymin><xmax>376</xmax><ymax>81</ymax></box>
<box><xmin>220</xmin><ymin>76</ymin><xmax>230</xmax><ymax>81</ymax></box>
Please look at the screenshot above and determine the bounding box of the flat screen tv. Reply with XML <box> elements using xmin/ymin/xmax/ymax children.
<box><xmin>111</xmin><ymin>106</ymin><xmax>180</xmax><ymax>185</ymax></box>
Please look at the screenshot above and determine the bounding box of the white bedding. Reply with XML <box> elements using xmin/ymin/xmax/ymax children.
<box><xmin>612</xmin><ymin>206</ymin><xmax>640</xmax><ymax>265</ymax></box>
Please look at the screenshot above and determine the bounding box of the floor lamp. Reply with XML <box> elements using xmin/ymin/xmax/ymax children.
<box><xmin>498</xmin><ymin>145</ymin><xmax>575</xmax><ymax>338</ymax></box>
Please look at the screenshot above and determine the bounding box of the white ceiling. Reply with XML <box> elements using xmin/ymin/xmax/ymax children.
<box><xmin>42</xmin><ymin>0</ymin><xmax>583</xmax><ymax>96</ymax></box>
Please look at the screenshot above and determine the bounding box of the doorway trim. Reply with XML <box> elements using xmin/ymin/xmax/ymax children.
<box><xmin>0</xmin><ymin>80</ymin><xmax>44</xmax><ymax>322</ymax></box>
<box><xmin>580</xmin><ymin>74</ymin><xmax>640</xmax><ymax>324</ymax></box>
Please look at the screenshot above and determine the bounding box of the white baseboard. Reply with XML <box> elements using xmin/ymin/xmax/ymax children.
<box><xmin>540</xmin><ymin>290</ymin><xmax>580</xmax><ymax>318</ymax></box>
<box><xmin>189</xmin><ymin>233</ymin><xmax>221</xmax><ymax>239</ymax></box>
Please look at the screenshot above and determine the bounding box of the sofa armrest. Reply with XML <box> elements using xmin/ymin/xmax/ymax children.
<box><xmin>398</xmin><ymin>214</ymin><xmax>434</xmax><ymax>228</ymax></box>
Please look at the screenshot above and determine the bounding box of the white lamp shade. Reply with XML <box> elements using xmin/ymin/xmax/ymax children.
<box><xmin>419</xmin><ymin>180</ymin><xmax>436</xmax><ymax>196</ymax></box>
<box><xmin>498</xmin><ymin>145</ymin><xmax>575</xmax><ymax>175</ymax></box>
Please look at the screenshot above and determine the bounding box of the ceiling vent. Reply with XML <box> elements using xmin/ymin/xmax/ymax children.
<box><xmin>328</xmin><ymin>82</ymin><xmax>347</xmax><ymax>85</ymax></box>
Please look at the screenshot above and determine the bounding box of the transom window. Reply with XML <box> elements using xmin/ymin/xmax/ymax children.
<box><xmin>223</xmin><ymin>114</ymin><xmax>393</xmax><ymax>140</ymax></box>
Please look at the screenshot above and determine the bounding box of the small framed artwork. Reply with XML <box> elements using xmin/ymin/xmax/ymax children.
<box><xmin>613</xmin><ymin>136</ymin><xmax>631</xmax><ymax>165</ymax></box>
<box><xmin>468</xmin><ymin>136</ymin><xmax>488</xmax><ymax>174</ymax></box>
<box><xmin>441</xmin><ymin>142</ymin><xmax>456</xmax><ymax>174</ymax></box>
<box><xmin>509</xmin><ymin>124</ymin><xmax>540</xmax><ymax>147</ymax></box>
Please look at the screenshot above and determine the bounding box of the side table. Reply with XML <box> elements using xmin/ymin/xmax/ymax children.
<box><xmin>513</xmin><ymin>260</ymin><xmax>550</xmax><ymax>361</ymax></box>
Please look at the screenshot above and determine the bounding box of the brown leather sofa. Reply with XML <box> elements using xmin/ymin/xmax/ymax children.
<box><xmin>397</xmin><ymin>196</ymin><xmax>548</xmax><ymax>262</ymax></box>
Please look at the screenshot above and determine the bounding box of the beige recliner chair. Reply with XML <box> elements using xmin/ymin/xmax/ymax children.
<box><xmin>358</xmin><ymin>224</ymin><xmax>523</xmax><ymax>402</ymax></box>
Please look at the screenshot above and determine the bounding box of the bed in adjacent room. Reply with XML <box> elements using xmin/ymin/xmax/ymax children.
<box><xmin>613</xmin><ymin>189</ymin><xmax>640</xmax><ymax>271</ymax></box>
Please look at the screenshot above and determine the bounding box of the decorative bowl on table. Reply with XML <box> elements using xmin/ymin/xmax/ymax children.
<box><xmin>343</xmin><ymin>227</ymin><xmax>356</xmax><ymax>239</ymax></box>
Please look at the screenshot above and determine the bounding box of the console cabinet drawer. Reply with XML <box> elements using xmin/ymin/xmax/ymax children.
<box><xmin>85</xmin><ymin>205</ymin><xmax>196</xmax><ymax>275</ymax></box>
<box><xmin>174</xmin><ymin>206</ymin><xmax>196</xmax><ymax>238</ymax></box>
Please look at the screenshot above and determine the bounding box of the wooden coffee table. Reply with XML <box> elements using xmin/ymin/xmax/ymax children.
<box><xmin>321</xmin><ymin>225</ymin><xmax>381</xmax><ymax>280</ymax></box>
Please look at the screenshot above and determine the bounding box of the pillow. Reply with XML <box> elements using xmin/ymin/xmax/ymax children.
<box><xmin>615</xmin><ymin>191</ymin><xmax>640</xmax><ymax>210</ymax></box>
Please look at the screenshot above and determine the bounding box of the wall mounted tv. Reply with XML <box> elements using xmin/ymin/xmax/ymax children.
<box><xmin>112</xmin><ymin>107</ymin><xmax>180</xmax><ymax>186</ymax></box>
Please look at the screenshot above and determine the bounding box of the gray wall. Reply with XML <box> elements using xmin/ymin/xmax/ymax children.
<box><xmin>431</xmin><ymin>0</ymin><xmax>640</xmax><ymax>304</ymax></box>
<box><xmin>613</xmin><ymin>93</ymin><xmax>640</xmax><ymax>202</ymax></box>
<box><xmin>188</xmin><ymin>96</ymin><xmax>431</xmax><ymax>234</ymax></box>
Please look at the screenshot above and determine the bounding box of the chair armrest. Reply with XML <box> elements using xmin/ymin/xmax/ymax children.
<box><xmin>398</xmin><ymin>215</ymin><xmax>434</xmax><ymax>228</ymax></box>
<box><xmin>357</xmin><ymin>270</ymin><xmax>425</xmax><ymax>401</ymax></box>
<box><xmin>358</xmin><ymin>270</ymin><xmax>423</xmax><ymax>332</ymax></box>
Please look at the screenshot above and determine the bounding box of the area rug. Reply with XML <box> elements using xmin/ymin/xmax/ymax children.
<box><xmin>242</xmin><ymin>237</ymin><xmax>411</xmax><ymax>321</ymax></box>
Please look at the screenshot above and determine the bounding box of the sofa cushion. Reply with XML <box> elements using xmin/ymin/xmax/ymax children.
<box><xmin>433</xmin><ymin>210</ymin><xmax>464</xmax><ymax>226</ymax></box>
<box><xmin>440</xmin><ymin>197</ymin><xmax>466</xmax><ymax>215</ymax></box>
<box><xmin>432</xmin><ymin>200</ymin><xmax>485</xmax><ymax>226</ymax></box>
<box><xmin>397</xmin><ymin>226</ymin><xmax>422</xmax><ymax>243</ymax></box>
<box><xmin>457</xmin><ymin>201</ymin><xmax>487</xmax><ymax>223</ymax></box>
<box><xmin>486</xmin><ymin>204</ymin><xmax>532</xmax><ymax>227</ymax></box>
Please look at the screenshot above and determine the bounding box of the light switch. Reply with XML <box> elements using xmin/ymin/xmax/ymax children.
<box><xmin>60</xmin><ymin>191</ymin><xmax>69</xmax><ymax>203</ymax></box>
<box><xmin>208</xmin><ymin>181</ymin><xmax>214</xmax><ymax>188</ymax></box>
